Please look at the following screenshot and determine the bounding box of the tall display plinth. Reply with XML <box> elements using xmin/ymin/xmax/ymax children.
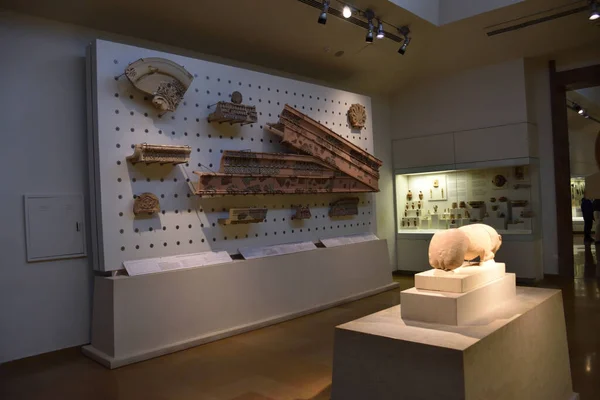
<box><xmin>331</xmin><ymin>287</ymin><xmax>576</xmax><ymax>400</ymax></box>
<box><xmin>82</xmin><ymin>239</ymin><xmax>398</xmax><ymax>369</ymax></box>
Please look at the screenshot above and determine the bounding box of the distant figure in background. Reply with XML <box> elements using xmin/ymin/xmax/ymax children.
<box><xmin>581</xmin><ymin>196</ymin><xmax>594</xmax><ymax>242</ymax></box>
<box><xmin>593</xmin><ymin>197</ymin><xmax>600</xmax><ymax>242</ymax></box>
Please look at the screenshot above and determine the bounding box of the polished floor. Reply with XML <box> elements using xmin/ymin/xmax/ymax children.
<box><xmin>1</xmin><ymin>268</ymin><xmax>599</xmax><ymax>399</ymax></box>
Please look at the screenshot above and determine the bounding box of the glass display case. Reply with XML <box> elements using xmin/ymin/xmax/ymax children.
<box><xmin>395</xmin><ymin>164</ymin><xmax>534</xmax><ymax>234</ymax></box>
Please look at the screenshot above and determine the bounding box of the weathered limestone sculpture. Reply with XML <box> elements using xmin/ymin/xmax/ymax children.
<box><xmin>428</xmin><ymin>224</ymin><xmax>502</xmax><ymax>271</ymax></box>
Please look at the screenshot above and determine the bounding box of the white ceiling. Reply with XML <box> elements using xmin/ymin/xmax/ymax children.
<box><xmin>1</xmin><ymin>0</ymin><xmax>599</xmax><ymax>94</ymax></box>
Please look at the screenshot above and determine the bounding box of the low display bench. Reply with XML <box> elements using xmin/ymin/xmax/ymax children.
<box><xmin>331</xmin><ymin>267</ymin><xmax>577</xmax><ymax>400</ymax></box>
<box><xmin>83</xmin><ymin>239</ymin><xmax>397</xmax><ymax>368</ymax></box>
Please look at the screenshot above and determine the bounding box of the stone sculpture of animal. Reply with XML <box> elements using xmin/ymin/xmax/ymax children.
<box><xmin>428</xmin><ymin>224</ymin><xmax>502</xmax><ymax>271</ymax></box>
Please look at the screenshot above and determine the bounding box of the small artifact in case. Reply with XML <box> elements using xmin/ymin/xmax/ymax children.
<box><xmin>492</xmin><ymin>174</ymin><xmax>507</xmax><ymax>188</ymax></box>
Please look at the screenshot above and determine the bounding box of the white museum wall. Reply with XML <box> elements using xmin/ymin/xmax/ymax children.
<box><xmin>371</xmin><ymin>96</ymin><xmax>396</xmax><ymax>269</ymax></box>
<box><xmin>0</xmin><ymin>13</ymin><xmax>95</xmax><ymax>363</ymax></box>
<box><xmin>391</xmin><ymin>59</ymin><xmax>529</xmax><ymax>139</ymax></box>
<box><xmin>0</xmin><ymin>11</ymin><xmax>396</xmax><ymax>362</ymax></box>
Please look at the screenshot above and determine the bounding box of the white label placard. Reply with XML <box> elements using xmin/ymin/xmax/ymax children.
<box><xmin>320</xmin><ymin>233</ymin><xmax>379</xmax><ymax>248</ymax></box>
<box><xmin>238</xmin><ymin>241</ymin><xmax>317</xmax><ymax>260</ymax></box>
<box><xmin>123</xmin><ymin>250</ymin><xmax>232</xmax><ymax>276</ymax></box>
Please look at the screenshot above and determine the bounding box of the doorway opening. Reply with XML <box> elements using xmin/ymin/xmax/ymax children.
<box><xmin>550</xmin><ymin>62</ymin><xmax>600</xmax><ymax>278</ymax></box>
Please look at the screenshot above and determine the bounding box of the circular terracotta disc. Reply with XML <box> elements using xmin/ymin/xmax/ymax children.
<box><xmin>231</xmin><ymin>91</ymin><xmax>243</xmax><ymax>104</ymax></box>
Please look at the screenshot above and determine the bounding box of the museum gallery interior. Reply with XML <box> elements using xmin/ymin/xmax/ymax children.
<box><xmin>1</xmin><ymin>1</ymin><xmax>600</xmax><ymax>399</ymax></box>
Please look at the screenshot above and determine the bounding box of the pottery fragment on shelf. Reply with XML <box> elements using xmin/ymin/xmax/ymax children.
<box><xmin>218</xmin><ymin>208</ymin><xmax>268</xmax><ymax>225</ymax></box>
<box><xmin>127</xmin><ymin>143</ymin><xmax>191</xmax><ymax>165</ymax></box>
<box><xmin>329</xmin><ymin>197</ymin><xmax>359</xmax><ymax>217</ymax></box>
<box><xmin>347</xmin><ymin>103</ymin><xmax>367</xmax><ymax>129</ymax></box>
<box><xmin>124</xmin><ymin>57</ymin><xmax>193</xmax><ymax>112</ymax></box>
<box><xmin>291</xmin><ymin>205</ymin><xmax>312</xmax><ymax>220</ymax></box>
<box><xmin>207</xmin><ymin>91</ymin><xmax>258</xmax><ymax>125</ymax></box>
<box><xmin>195</xmin><ymin>105</ymin><xmax>382</xmax><ymax>196</ymax></box>
<box><xmin>133</xmin><ymin>193</ymin><xmax>160</xmax><ymax>216</ymax></box>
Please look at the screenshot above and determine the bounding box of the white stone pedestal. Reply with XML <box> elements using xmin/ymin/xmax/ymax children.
<box><xmin>331</xmin><ymin>287</ymin><xmax>576</xmax><ymax>400</ymax></box>
<box><xmin>414</xmin><ymin>262</ymin><xmax>505</xmax><ymax>293</ymax></box>
<box><xmin>401</xmin><ymin>273</ymin><xmax>516</xmax><ymax>325</ymax></box>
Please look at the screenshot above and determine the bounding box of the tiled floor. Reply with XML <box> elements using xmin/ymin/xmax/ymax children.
<box><xmin>0</xmin><ymin>269</ymin><xmax>598</xmax><ymax>399</ymax></box>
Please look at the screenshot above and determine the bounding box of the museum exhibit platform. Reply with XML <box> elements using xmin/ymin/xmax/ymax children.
<box><xmin>331</xmin><ymin>267</ymin><xmax>577</xmax><ymax>400</ymax></box>
<box><xmin>83</xmin><ymin>239</ymin><xmax>398</xmax><ymax>369</ymax></box>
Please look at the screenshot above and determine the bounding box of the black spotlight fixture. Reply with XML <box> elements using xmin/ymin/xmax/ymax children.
<box><xmin>376</xmin><ymin>20</ymin><xmax>385</xmax><ymax>39</ymax></box>
<box><xmin>590</xmin><ymin>0</ymin><xmax>600</xmax><ymax>20</ymax></box>
<box><xmin>398</xmin><ymin>37</ymin><xmax>411</xmax><ymax>54</ymax></box>
<box><xmin>318</xmin><ymin>0</ymin><xmax>330</xmax><ymax>24</ymax></box>
<box><xmin>365</xmin><ymin>9</ymin><xmax>375</xmax><ymax>43</ymax></box>
<box><xmin>397</xmin><ymin>26</ymin><xmax>411</xmax><ymax>55</ymax></box>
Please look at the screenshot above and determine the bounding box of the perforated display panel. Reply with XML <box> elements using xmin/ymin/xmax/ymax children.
<box><xmin>89</xmin><ymin>40</ymin><xmax>376</xmax><ymax>272</ymax></box>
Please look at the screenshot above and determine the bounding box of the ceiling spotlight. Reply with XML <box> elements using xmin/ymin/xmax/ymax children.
<box><xmin>365</xmin><ymin>9</ymin><xmax>375</xmax><ymax>43</ymax></box>
<box><xmin>376</xmin><ymin>20</ymin><xmax>385</xmax><ymax>39</ymax></box>
<box><xmin>366</xmin><ymin>24</ymin><xmax>374</xmax><ymax>43</ymax></box>
<box><xmin>590</xmin><ymin>1</ymin><xmax>600</xmax><ymax>20</ymax></box>
<box><xmin>398</xmin><ymin>37</ymin><xmax>411</xmax><ymax>55</ymax></box>
<box><xmin>318</xmin><ymin>0</ymin><xmax>330</xmax><ymax>25</ymax></box>
<box><xmin>343</xmin><ymin>5</ymin><xmax>352</xmax><ymax>18</ymax></box>
<box><xmin>397</xmin><ymin>26</ymin><xmax>411</xmax><ymax>55</ymax></box>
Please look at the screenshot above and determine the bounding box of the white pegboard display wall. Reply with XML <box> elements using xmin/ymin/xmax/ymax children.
<box><xmin>90</xmin><ymin>40</ymin><xmax>377</xmax><ymax>272</ymax></box>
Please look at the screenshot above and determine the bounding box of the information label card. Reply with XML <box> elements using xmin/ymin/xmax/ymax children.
<box><xmin>320</xmin><ymin>233</ymin><xmax>379</xmax><ymax>248</ymax></box>
<box><xmin>123</xmin><ymin>251</ymin><xmax>232</xmax><ymax>276</ymax></box>
<box><xmin>238</xmin><ymin>241</ymin><xmax>317</xmax><ymax>260</ymax></box>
